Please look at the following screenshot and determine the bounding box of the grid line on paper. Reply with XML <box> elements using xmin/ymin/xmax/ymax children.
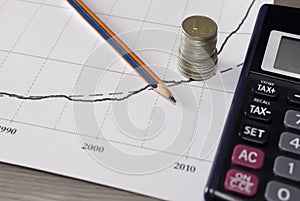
<box><xmin>0</xmin><ymin>75</ymin><xmax>235</xmax><ymax>105</ymax></box>
<box><xmin>0</xmin><ymin>49</ymin><xmax>238</xmax><ymax>96</ymax></box>
<box><xmin>0</xmin><ymin>48</ymin><xmax>139</xmax><ymax>76</ymax></box>
<box><xmin>0</xmin><ymin>0</ymin><xmax>45</xmax><ymax>70</ymax></box>
<box><xmin>0</xmin><ymin>116</ymin><xmax>213</xmax><ymax>163</ymax></box>
<box><xmin>184</xmin><ymin>81</ymin><xmax>206</xmax><ymax>159</ymax></box>
<box><xmin>95</xmin><ymin>12</ymin><xmax>253</xmax><ymax>35</ymax></box>
<box><xmin>95</xmin><ymin>0</ymin><xmax>154</xmax><ymax>140</ymax></box>
<box><xmin>15</xmin><ymin>0</ymin><xmax>253</xmax><ymax>35</ymax></box>
<box><xmin>0</xmin><ymin>45</ymin><xmax>241</xmax><ymax>96</ymax></box>
<box><xmin>16</xmin><ymin>0</ymin><xmax>70</xmax><ymax>10</ymax></box>
<box><xmin>52</xmin><ymin>0</ymin><xmax>119</xmax><ymax>129</ymax></box>
<box><xmin>10</xmin><ymin>13</ymin><xmax>74</xmax><ymax>123</ymax></box>
<box><xmin>0</xmin><ymin>76</ymin><xmax>235</xmax><ymax>104</ymax></box>
<box><xmin>141</xmin><ymin>0</ymin><xmax>191</xmax><ymax>148</ymax></box>
<box><xmin>101</xmin><ymin>0</ymin><xmax>118</xmax><ymax>23</ymax></box>
<box><xmin>217</xmin><ymin>0</ymin><xmax>226</xmax><ymax>24</ymax></box>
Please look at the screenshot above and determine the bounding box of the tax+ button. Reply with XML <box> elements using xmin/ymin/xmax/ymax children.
<box><xmin>253</xmin><ymin>80</ymin><xmax>278</xmax><ymax>99</ymax></box>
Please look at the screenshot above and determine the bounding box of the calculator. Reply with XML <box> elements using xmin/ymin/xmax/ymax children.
<box><xmin>205</xmin><ymin>4</ymin><xmax>300</xmax><ymax>201</ymax></box>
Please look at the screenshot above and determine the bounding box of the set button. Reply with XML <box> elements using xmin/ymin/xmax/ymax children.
<box><xmin>224</xmin><ymin>169</ymin><xmax>259</xmax><ymax>197</ymax></box>
<box><xmin>240</xmin><ymin>123</ymin><xmax>269</xmax><ymax>144</ymax></box>
<box><xmin>232</xmin><ymin>144</ymin><xmax>264</xmax><ymax>170</ymax></box>
<box><xmin>253</xmin><ymin>80</ymin><xmax>279</xmax><ymax>99</ymax></box>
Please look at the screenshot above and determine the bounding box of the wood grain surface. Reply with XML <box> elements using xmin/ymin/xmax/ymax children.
<box><xmin>0</xmin><ymin>0</ymin><xmax>298</xmax><ymax>201</ymax></box>
<box><xmin>0</xmin><ymin>163</ymin><xmax>158</xmax><ymax>201</ymax></box>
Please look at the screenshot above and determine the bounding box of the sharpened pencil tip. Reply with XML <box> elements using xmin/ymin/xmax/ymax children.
<box><xmin>155</xmin><ymin>83</ymin><xmax>176</xmax><ymax>105</ymax></box>
<box><xmin>169</xmin><ymin>96</ymin><xmax>176</xmax><ymax>104</ymax></box>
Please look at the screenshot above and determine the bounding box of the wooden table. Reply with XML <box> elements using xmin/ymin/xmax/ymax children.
<box><xmin>1</xmin><ymin>0</ymin><xmax>298</xmax><ymax>200</ymax></box>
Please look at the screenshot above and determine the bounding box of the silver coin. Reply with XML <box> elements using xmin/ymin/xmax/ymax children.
<box><xmin>178</xmin><ymin>15</ymin><xmax>218</xmax><ymax>81</ymax></box>
<box><xmin>182</xmin><ymin>16</ymin><xmax>217</xmax><ymax>41</ymax></box>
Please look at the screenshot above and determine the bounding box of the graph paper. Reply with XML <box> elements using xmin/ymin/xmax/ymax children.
<box><xmin>0</xmin><ymin>0</ymin><xmax>273</xmax><ymax>200</ymax></box>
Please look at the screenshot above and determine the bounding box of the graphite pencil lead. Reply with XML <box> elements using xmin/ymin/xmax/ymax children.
<box><xmin>155</xmin><ymin>83</ymin><xmax>176</xmax><ymax>104</ymax></box>
<box><xmin>169</xmin><ymin>96</ymin><xmax>177</xmax><ymax>104</ymax></box>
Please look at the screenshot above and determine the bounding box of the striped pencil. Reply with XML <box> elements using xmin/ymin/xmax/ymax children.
<box><xmin>67</xmin><ymin>0</ymin><xmax>176</xmax><ymax>104</ymax></box>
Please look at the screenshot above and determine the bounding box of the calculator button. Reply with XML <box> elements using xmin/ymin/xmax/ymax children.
<box><xmin>265</xmin><ymin>181</ymin><xmax>300</xmax><ymax>201</ymax></box>
<box><xmin>273</xmin><ymin>156</ymin><xmax>300</xmax><ymax>182</ymax></box>
<box><xmin>246</xmin><ymin>100</ymin><xmax>272</xmax><ymax>122</ymax></box>
<box><xmin>240</xmin><ymin>123</ymin><xmax>269</xmax><ymax>144</ymax></box>
<box><xmin>279</xmin><ymin>132</ymin><xmax>300</xmax><ymax>155</ymax></box>
<box><xmin>284</xmin><ymin>110</ymin><xmax>300</xmax><ymax>131</ymax></box>
<box><xmin>287</xmin><ymin>92</ymin><xmax>300</xmax><ymax>106</ymax></box>
<box><xmin>224</xmin><ymin>169</ymin><xmax>259</xmax><ymax>197</ymax></box>
<box><xmin>232</xmin><ymin>144</ymin><xmax>264</xmax><ymax>169</ymax></box>
<box><xmin>253</xmin><ymin>80</ymin><xmax>279</xmax><ymax>99</ymax></box>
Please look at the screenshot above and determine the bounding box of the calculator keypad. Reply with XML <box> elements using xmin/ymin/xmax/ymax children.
<box><xmin>223</xmin><ymin>77</ymin><xmax>300</xmax><ymax>200</ymax></box>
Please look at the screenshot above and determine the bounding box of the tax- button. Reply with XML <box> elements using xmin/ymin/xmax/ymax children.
<box><xmin>240</xmin><ymin>123</ymin><xmax>269</xmax><ymax>144</ymax></box>
<box><xmin>265</xmin><ymin>181</ymin><xmax>300</xmax><ymax>201</ymax></box>
<box><xmin>284</xmin><ymin>110</ymin><xmax>300</xmax><ymax>131</ymax></box>
<box><xmin>246</xmin><ymin>99</ymin><xmax>272</xmax><ymax>122</ymax></box>
<box><xmin>232</xmin><ymin>144</ymin><xmax>264</xmax><ymax>170</ymax></box>
<box><xmin>224</xmin><ymin>169</ymin><xmax>259</xmax><ymax>197</ymax></box>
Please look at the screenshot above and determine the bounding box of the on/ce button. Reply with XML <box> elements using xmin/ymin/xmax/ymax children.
<box><xmin>224</xmin><ymin>169</ymin><xmax>259</xmax><ymax>197</ymax></box>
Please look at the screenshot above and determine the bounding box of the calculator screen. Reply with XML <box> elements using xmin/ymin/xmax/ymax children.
<box><xmin>274</xmin><ymin>37</ymin><xmax>300</xmax><ymax>74</ymax></box>
<box><xmin>262</xmin><ymin>31</ymin><xmax>300</xmax><ymax>79</ymax></box>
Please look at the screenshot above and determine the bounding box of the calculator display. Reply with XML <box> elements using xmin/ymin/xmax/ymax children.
<box><xmin>262</xmin><ymin>31</ymin><xmax>300</xmax><ymax>79</ymax></box>
<box><xmin>274</xmin><ymin>37</ymin><xmax>300</xmax><ymax>74</ymax></box>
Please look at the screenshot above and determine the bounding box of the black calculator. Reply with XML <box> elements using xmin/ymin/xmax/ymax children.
<box><xmin>205</xmin><ymin>4</ymin><xmax>300</xmax><ymax>201</ymax></box>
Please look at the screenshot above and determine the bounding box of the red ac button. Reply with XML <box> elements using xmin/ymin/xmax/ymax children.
<box><xmin>232</xmin><ymin>144</ymin><xmax>265</xmax><ymax>170</ymax></box>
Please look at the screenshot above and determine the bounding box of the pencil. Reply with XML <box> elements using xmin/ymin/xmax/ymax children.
<box><xmin>67</xmin><ymin>0</ymin><xmax>176</xmax><ymax>104</ymax></box>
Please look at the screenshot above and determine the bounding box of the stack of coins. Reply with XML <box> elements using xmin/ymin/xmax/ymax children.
<box><xmin>178</xmin><ymin>16</ymin><xmax>218</xmax><ymax>80</ymax></box>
